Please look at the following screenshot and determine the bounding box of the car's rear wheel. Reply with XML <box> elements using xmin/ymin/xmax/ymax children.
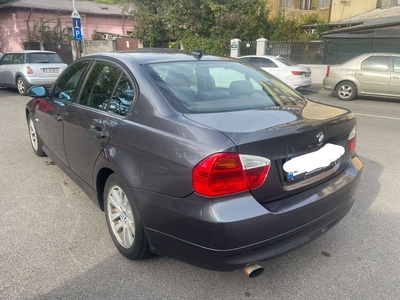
<box><xmin>28</xmin><ymin>114</ymin><xmax>46</xmax><ymax>157</ymax></box>
<box><xmin>336</xmin><ymin>81</ymin><xmax>357</xmax><ymax>101</ymax></box>
<box><xmin>17</xmin><ymin>77</ymin><xmax>28</xmax><ymax>96</ymax></box>
<box><xmin>104</xmin><ymin>174</ymin><xmax>151</xmax><ymax>260</ymax></box>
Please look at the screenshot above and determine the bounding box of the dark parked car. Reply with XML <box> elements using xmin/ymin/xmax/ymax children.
<box><xmin>26</xmin><ymin>50</ymin><xmax>362</xmax><ymax>277</ymax></box>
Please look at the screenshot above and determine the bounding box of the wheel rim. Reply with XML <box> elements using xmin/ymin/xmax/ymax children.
<box><xmin>338</xmin><ymin>84</ymin><xmax>353</xmax><ymax>99</ymax></box>
<box><xmin>107</xmin><ymin>185</ymin><xmax>135</xmax><ymax>249</ymax></box>
<box><xmin>17</xmin><ymin>79</ymin><xmax>25</xmax><ymax>94</ymax></box>
<box><xmin>29</xmin><ymin>118</ymin><xmax>38</xmax><ymax>151</ymax></box>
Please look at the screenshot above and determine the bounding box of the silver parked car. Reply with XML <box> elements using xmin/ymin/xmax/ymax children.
<box><xmin>0</xmin><ymin>50</ymin><xmax>67</xmax><ymax>95</ymax></box>
<box><xmin>323</xmin><ymin>52</ymin><xmax>400</xmax><ymax>100</ymax></box>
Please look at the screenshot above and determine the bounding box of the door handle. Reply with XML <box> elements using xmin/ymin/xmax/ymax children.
<box><xmin>392</xmin><ymin>76</ymin><xmax>400</xmax><ymax>79</ymax></box>
<box><xmin>54</xmin><ymin>114</ymin><xmax>63</xmax><ymax>121</ymax></box>
<box><xmin>356</xmin><ymin>72</ymin><xmax>363</xmax><ymax>76</ymax></box>
<box><xmin>90</xmin><ymin>124</ymin><xmax>109</xmax><ymax>139</ymax></box>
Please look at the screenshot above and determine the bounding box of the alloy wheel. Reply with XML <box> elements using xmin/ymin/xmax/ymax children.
<box><xmin>29</xmin><ymin>118</ymin><xmax>38</xmax><ymax>151</ymax></box>
<box><xmin>106</xmin><ymin>185</ymin><xmax>135</xmax><ymax>249</ymax></box>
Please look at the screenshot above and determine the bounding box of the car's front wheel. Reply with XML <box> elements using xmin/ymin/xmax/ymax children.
<box><xmin>17</xmin><ymin>77</ymin><xmax>28</xmax><ymax>96</ymax></box>
<box><xmin>28</xmin><ymin>114</ymin><xmax>46</xmax><ymax>157</ymax></box>
<box><xmin>104</xmin><ymin>174</ymin><xmax>151</xmax><ymax>260</ymax></box>
<box><xmin>336</xmin><ymin>81</ymin><xmax>357</xmax><ymax>101</ymax></box>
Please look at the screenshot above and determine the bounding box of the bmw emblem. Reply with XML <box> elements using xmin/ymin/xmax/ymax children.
<box><xmin>316</xmin><ymin>132</ymin><xmax>325</xmax><ymax>146</ymax></box>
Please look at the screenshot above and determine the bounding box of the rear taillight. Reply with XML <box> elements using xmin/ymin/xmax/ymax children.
<box><xmin>347</xmin><ymin>125</ymin><xmax>357</xmax><ymax>153</ymax></box>
<box><xmin>26</xmin><ymin>66</ymin><xmax>34</xmax><ymax>74</ymax></box>
<box><xmin>291</xmin><ymin>71</ymin><xmax>305</xmax><ymax>76</ymax></box>
<box><xmin>326</xmin><ymin>66</ymin><xmax>331</xmax><ymax>77</ymax></box>
<box><xmin>192</xmin><ymin>153</ymin><xmax>270</xmax><ymax>197</ymax></box>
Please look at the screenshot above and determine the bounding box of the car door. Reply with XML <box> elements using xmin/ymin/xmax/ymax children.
<box><xmin>356</xmin><ymin>55</ymin><xmax>390</xmax><ymax>95</ymax></box>
<box><xmin>389</xmin><ymin>56</ymin><xmax>400</xmax><ymax>96</ymax></box>
<box><xmin>0</xmin><ymin>54</ymin><xmax>15</xmax><ymax>85</ymax></box>
<box><xmin>38</xmin><ymin>60</ymin><xmax>92</xmax><ymax>167</ymax></box>
<box><xmin>62</xmin><ymin>59</ymin><xmax>135</xmax><ymax>186</ymax></box>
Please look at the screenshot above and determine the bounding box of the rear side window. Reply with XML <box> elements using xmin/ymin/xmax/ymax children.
<box><xmin>361</xmin><ymin>56</ymin><xmax>389</xmax><ymax>72</ymax></box>
<box><xmin>144</xmin><ymin>61</ymin><xmax>303</xmax><ymax>113</ymax></box>
<box><xmin>13</xmin><ymin>53</ymin><xmax>25</xmax><ymax>64</ymax></box>
<box><xmin>393</xmin><ymin>57</ymin><xmax>400</xmax><ymax>73</ymax></box>
<box><xmin>79</xmin><ymin>61</ymin><xmax>134</xmax><ymax>116</ymax></box>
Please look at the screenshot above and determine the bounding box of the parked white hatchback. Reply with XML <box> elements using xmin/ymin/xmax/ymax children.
<box><xmin>0</xmin><ymin>50</ymin><xmax>67</xmax><ymax>95</ymax></box>
<box><xmin>239</xmin><ymin>55</ymin><xmax>312</xmax><ymax>90</ymax></box>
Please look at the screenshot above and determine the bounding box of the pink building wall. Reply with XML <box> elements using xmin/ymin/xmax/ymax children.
<box><xmin>0</xmin><ymin>9</ymin><xmax>134</xmax><ymax>52</ymax></box>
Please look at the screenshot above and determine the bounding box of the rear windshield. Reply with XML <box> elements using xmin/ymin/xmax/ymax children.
<box><xmin>143</xmin><ymin>61</ymin><xmax>304</xmax><ymax>113</ymax></box>
<box><xmin>276</xmin><ymin>57</ymin><xmax>297</xmax><ymax>66</ymax></box>
<box><xmin>29</xmin><ymin>53</ymin><xmax>63</xmax><ymax>63</ymax></box>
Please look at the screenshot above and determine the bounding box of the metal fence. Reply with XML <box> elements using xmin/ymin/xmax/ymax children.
<box><xmin>240</xmin><ymin>41</ymin><xmax>257</xmax><ymax>56</ymax></box>
<box><xmin>253</xmin><ymin>38</ymin><xmax>400</xmax><ymax>65</ymax></box>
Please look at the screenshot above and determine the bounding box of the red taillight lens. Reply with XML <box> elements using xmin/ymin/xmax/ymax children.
<box><xmin>291</xmin><ymin>71</ymin><xmax>305</xmax><ymax>76</ymax></box>
<box><xmin>326</xmin><ymin>66</ymin><xmax>331</xmax><ymax>77</ymax></box>
<box><xmin>26</xmin><ymin>66</ymin><xmax>34</xmax><ymax>74</ymax></box>
<box><xmin>192</xmin><ymin>153</ymin><xmax>270</xmax><ymax>197</ymax></box>
<box><xmin>347</xmin><ymin>125</ymin><xmax>357</xmax><ymax>153</ymax></box>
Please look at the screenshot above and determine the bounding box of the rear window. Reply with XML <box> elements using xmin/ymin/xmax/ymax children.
<box><xmin>29</xmin><ymin>53</ymin><xmax>63</xmax><ymax>63</ymax></box>
<box><xmin>143</xmin><ymin>61</ymin><xmax>304</xmax><ymax>113</ymax></box>
<box><xmin>275</xmin><ymin>57</ymin><xmax>297</xmax><ymax>66</ymax></box>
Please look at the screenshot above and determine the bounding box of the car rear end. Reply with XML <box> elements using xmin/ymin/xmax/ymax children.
<box><xmin>25</xmin><ymin>52</ymin><xmax>67</xmax><ymax>86</ymax></box>
<box><xmin>116</xmin><ymin>55</ymin><xmax>362</xmax><ymax>272</ymax></box>
<box><xmin>275</xmin><ymin>57</ymin><xmax>312</xmax><ymax>89</ymax></box>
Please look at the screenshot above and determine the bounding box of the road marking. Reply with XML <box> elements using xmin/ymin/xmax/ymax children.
<box><xmin>355</xmin><ymin>113</ymin><xmax>400</xmax><ymax>121</ymax></box>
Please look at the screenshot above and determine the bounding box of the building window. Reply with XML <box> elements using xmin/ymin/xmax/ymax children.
<box><xmin>318</xmin><ymin>0</ymin><xmax>330</xmax><ymax>8</ymax></box>
<box><xmin>300</xmin><ymin>0</ymin><xmax>312</xmax><ymax>10</ymax></box>
<box><xmin>281</xmin><ymin>0</ymin><xmax>292</xmax><ymax>8</ymax></box>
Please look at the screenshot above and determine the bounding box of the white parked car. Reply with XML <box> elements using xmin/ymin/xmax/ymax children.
<box><xmin>239</xmin><ymin>55</ymin><xmax>312</xmax><ymax>90</ymax></box>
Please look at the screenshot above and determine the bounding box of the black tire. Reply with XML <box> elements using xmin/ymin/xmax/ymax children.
<box><xmin>104</xmin><ymin>174</ymin><xmax>151</xmax><ymax>260</ymax></box>
<box><xmin>17</xmin><ymin>77</ymin><xmax>28</xmax><ymax>96</ymax></box>
<box><xmin>28</xmin><ymin>114</ymin><xmax>46</xmax><ymax>157</ymax></box>
<box><xmin>336</xmin><ymin>81</ymin><xmax>357</xmax><ymax>101</ymax></box>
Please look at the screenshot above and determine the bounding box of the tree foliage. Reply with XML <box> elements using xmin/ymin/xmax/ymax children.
<box><xmin>120</xmin><ymin>0</ymin><xmax>270</xmax><ymax>49</ymax></box>
<box><xmin>268</xmin><ymin>12</ymin><xmax>329</xmax><ymax>42</ymax></box>
<box><xmin>26</xmin><ymin>17</ymin><xmax>68</xmax><ymax>43</ymax></box>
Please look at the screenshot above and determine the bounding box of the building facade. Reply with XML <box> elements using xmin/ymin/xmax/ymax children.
<box><xmin>0</xmin><ymin>0</ymin><xmax>133</xmax><ymax>53</ymax></box>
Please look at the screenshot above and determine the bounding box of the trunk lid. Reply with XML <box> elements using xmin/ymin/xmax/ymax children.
<box><xmin>184</xmin><ymin>100</ymin><xmax>356</xmax><ymax>203</ymax></box>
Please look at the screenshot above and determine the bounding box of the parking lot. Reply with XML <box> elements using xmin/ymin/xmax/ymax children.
<box><xmin>0</xmin><ymin>86</ymin><xmax>399</xmax><ymax>300</ymax></box>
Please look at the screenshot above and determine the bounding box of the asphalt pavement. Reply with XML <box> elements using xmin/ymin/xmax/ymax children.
<box><xmin>0</xmin><ymin>86</ymin><xmax>399</xmax><ymax>300</ymax></box>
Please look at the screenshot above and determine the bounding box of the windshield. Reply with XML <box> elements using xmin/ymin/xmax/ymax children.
<box><xmin>143</xmin><ymin>61</ymin><xmax>304</xmax><ymax>113</ymax></box>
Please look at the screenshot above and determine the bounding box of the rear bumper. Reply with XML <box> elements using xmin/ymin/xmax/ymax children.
<box><xmin>132</xmin><ymin>156</ymin><xmax>362</xmax><ymax>272</ymax></box>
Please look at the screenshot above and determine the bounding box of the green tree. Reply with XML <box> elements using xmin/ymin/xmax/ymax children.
<box><xmin>120</xmin><ymin>0</ymin><xmax>270</xmax><ymax>48</ymax></box>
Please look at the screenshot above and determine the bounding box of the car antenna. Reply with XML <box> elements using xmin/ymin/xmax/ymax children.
<box><xmin>191</xmin><ymin>50</ymin><xmax>203</xmax><ymax>60</ymax></box>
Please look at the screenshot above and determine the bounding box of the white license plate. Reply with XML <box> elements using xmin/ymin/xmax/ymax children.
<box><xmin>43</xmin><ymin>68</ymin><xmax>60</xmax><ymax>73</ymax></box>
<box><xmin>283</xmin><ymin>143</ymin><xmax>344</xmax><ymax>178</ymax></box>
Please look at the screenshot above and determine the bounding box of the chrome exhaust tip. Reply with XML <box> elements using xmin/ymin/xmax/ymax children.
<box><xmin>240</xmin><ymin>264</ymin><xmax>264</xmax><ymax>278</ymax></box>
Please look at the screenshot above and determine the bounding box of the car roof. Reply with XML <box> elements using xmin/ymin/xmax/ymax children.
<box><xmin>4</xmin><ymin>50</ymin><xmax>57</xmax><ymax>54</ymax></box>
<box><xmin>239</xmin><ymin>55</ymin><xmax>281</xmax><ymax>59</ymax></box>
<box><xmin>86</xmin><ymin>49</ymin><xmax>233</xmax><ymax>64</ymax></box>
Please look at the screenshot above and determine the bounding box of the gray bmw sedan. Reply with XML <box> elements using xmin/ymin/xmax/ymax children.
<box><xmin>25</xmin><ymin>49</ymin><xmax>362</xmax><ymax>278</ymax></box>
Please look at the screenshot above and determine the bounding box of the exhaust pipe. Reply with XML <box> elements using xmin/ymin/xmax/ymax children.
<box><xmin>240</xmin><ymin>264</ymin><xmax>264</xmax><ymax>278</ymax></box>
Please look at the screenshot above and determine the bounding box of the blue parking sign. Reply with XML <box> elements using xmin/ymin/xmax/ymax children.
<box><xmin>74</xmin><ymin>28</ymin><xmax>82</xmax><ymax>41</ymax></box>
<box><xmin>72</xmin><ymin>18</ymin><xmax>81</xmax><ymax>29</ymax></box>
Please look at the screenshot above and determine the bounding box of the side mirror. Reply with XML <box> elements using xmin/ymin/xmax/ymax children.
<box><xmin>28</xmin><ymin>86</ymin><xmax>48</xmax><ymax>97</ymax></box>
